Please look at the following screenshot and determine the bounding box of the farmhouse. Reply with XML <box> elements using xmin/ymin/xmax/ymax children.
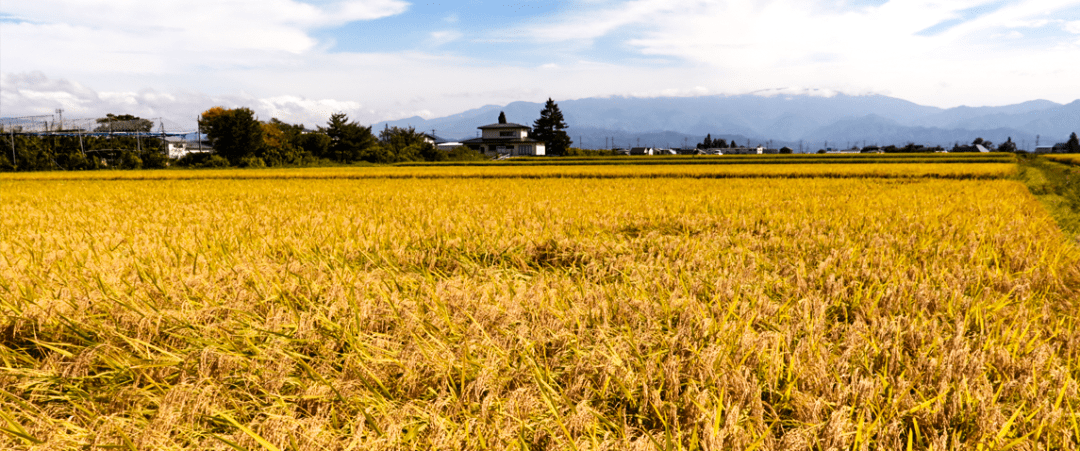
<box><xmin>165</xmin><ymin>137</ymin><xmax>211</xmax><ymax>159</ymax></box>
<box><xmin>462</xmin><ymin>121</ymin><xmax>546</xmax><ymax>156</ymax></box>
<box><xmin>1035</xmin><ymin>143</ymin><xmax>1069</xmax><ymax>154</ymax></box>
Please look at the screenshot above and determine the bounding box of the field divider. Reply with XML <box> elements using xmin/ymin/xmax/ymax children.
<box><xmin>1</xmin><ymin>172</ymin><xmax>1014</xmax><ymax>181</ymax></box>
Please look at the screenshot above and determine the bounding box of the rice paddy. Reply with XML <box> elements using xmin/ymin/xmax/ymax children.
<box><xmin>1045</xmin><ymin>154</ymin><xmax>1080</xmax><ymax>166</ymax></box>
<box><xmin>2</xmin><ymin>158</ymin><xmax>1078</xmax><ymax>450</ymax></box>
<box><xmin>0</xmin><ymin>161</ymin><xmax>1015</xmax><ymax>181</ymax></box>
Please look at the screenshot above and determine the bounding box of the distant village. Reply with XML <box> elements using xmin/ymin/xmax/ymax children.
<box><xmin>2</xmin><ymin>103</ymin><xmax>1078</xmax><ymax>171</ymax></box>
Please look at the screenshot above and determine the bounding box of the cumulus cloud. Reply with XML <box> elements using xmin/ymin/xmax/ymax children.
<box><xmin>0</xmin><ymin>0</ymin><xmax>409</xmax><ymax>73</ymax></box>
<box><xmin>0</xmin><ymin>72</ymin><xmax>398</xmax><ymax>129</ymax></box>
<box><xmin>2</xmin><ymin>0</ymin><xmax>1077</xmax><ymax>122</ymax></box>
<box><xmin>526</xmin><ymin>0</ymin><xmax>1080</xmax><ymax>106</ymax></box>
<box><xmin>429</xmin><ymin>31</ymin><xmax>463</xmax><ymax>46</ymax></box>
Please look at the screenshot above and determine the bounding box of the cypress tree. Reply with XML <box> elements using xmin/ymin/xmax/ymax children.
<box><xmin>532</xmin><ymin>98</ymin><xmax>571</xmax><ymax>156</ymax></box>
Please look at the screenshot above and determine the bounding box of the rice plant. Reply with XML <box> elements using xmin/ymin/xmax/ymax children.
<box><xmin>1</xmin><ymin>169</ymin><xmax>1077</xmax><ymax>450</ymax></box>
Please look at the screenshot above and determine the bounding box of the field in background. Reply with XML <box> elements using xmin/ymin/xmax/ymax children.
<box><xmin>2</xmin><ymin>161</ymin><xmax>1079</xmax><ymax>450</ymax></box>
<box><xmin>0</xmin><ymin>162</ymin><xmax>1015</xmax><ymax>182</ymax></box>
<box><xmin>401</xmin><ymin>153</ymin><xmax>1015</xmax><ymax>166</ymax></box>
<box><xmin>1045</xmin><ymin>154</ymin><xmax>1080</xmax><ymax>166</ymax></box>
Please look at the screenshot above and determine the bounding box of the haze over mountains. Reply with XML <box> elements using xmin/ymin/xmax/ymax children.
<box><xmin>375</xmin><ymin>93</ymin><xmax>1079</xmax><ymax>151</ymax></box>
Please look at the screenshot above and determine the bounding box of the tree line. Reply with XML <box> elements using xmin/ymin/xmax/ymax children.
<box><xmin>0</xmin><ymin>99</ymin><xmax>578</xmax><ymax>171</ymax></box>
<box><xmin>189</xmin><ymin>107</ymin><xmax>487</xmax><ymax>168</ymax></box>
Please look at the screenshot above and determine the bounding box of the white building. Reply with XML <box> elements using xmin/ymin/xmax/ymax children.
<box><xmin>462</xmin><ymin>121</ymin><xmax>546</xmax><ymax>156</ymax></box>
<box><xmin>437</xmin><ymin>141</ymin><xmax>465</xmax><ymax>151</ymax></box>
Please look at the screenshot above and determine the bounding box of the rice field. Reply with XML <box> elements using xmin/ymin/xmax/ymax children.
<box><xmin>400</xmin><ymin>153</ymin><xmax>1015</xmax><ymax>166</ymax></box>
<box><xmin>0</xmin><ymin>161</ymin><xmax>1015</xmax><ymax>181</ymax></box>
<box><xmin>2</xmin><ymin>163</ymin><xmax>1079</xmax><ymax>450</ymax></box>
<box><xmin>1045</xmin><ymin>154</ymin><xmax>1080</xmax><ymax>166</ymax></box>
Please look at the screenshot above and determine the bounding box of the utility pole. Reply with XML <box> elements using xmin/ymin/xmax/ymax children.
<box><xmin>9</xmin><ymin>128</ymin><xmax>15</xmax><ymax>169</ymax></box>
<box><xmin>55</xmin><ymin>108</ymin><xmax>64</xmax><ymax>131</ymax></box>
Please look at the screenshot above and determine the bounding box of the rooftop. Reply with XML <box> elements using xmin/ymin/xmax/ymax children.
<box><xmin>462</xmin><ymin>136</ymin><xmax>542</xmax><ymax>144</ymax></box>
<box><xmin>478</xmin><ymin>122</ymin><xmax>531</xmax><ymax>130</ymax></box>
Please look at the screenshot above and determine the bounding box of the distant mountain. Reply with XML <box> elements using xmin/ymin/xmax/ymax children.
<box><xmin>374</xmin><ymin>94</ymin><xmax>1078</xmax><ymax>151</ymax></box>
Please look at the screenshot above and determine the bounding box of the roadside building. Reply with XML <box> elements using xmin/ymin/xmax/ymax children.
<box><xmin>437</xmin><ymin>141</ymin><xmax>464</xmax><ymax>151</ymax></box>
<box><xmin>724</xmin><ymin>147</ymin><xmax>762</xmax><ymax>155</ymax></box>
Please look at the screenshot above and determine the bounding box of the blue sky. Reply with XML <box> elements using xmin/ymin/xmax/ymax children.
<box><xmin>1</xmin><ymin>0</ymin><xmax>1078</xmax><ymax>127</ymax></box>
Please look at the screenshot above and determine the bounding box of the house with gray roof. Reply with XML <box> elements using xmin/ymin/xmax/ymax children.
<box><xmin>462</xmin><ymin>121</ymin><xmax>546</xmax><ymax>156</ymax></box>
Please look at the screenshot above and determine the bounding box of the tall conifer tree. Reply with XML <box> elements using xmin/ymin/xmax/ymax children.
<box><xmin>532</xmin><ymin>98</ymin><xmax>571</xmax><ymax>156</ymax></box>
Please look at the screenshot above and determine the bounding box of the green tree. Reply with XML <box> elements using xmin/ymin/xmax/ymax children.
<box><xmin>532</xmin><ymin>98</ymin><xmax>572</xmax><ymax>156</ymax></box>
<box><xmin>297</xmin><ymin>133</ymin><xmax>332</xmax><ymax>159</ymax></box>
<box><xmin>997</xmin><ymin>137</ymin><xmax>1017</xmax><ymax>153</ymax></box>
<box><xmin>258</xmin><ymin>119</ymin><xmax>311</xmax><ymax>166</ymax></box>
<box><xmin>498</xmin><ymin>111</ymin><xmax>507</xmax><ymax>124</ymax></box>
<box><xmin>324</xmin><ymin>113</ymin><xmax>377</xmax><ymax>163</ymax></box>
<box><xmin>94</xmin><ymin>114</ymin><xmax>154</xmax><ymax>133</ymax></box>
<box><xmin>200</xmin><ymin>107</ymin><xmax>263</xmax><ymax>165</ymax></box>
<box><xmin>1068</xmin><ymin>132</ymin><xmax>1079</xmax><ymax>153</ymax></box>
<box><xmin>379</xmin><ymin>125</ymin><xmax>433</xmax><ymax>162</ymax></box>
<box><xmin>700</xmin><ymin>134</ymin><xmax>713</xmax><ymax>149</ymax></box>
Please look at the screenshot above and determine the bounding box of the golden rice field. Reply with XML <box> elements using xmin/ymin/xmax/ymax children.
<box><xmin>0</xmin><ymin>162</ymin><xmax>1014</xmax><ymax>181</ymax></box>
<box><xmin>1045</xmin><ymin>154</ymin><xmax>1080</xmax><ymax>166</ymax></box>
<box><xmin>2</xmin><ymin>164</ymin><xmax>1079</xmax><ymax>450</ymax></box>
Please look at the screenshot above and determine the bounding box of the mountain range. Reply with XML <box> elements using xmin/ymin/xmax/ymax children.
<box><xmin>374</xmin><ymin>93</ymin><xmax>1079</xmax><ymax>151</ymax></box>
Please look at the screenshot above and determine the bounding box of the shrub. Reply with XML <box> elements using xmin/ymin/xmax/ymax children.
<box><xmin>239</xmin><ymin>156</ymin><xmax>266</xmax><ymax>168</ymax></box>
<box><xmin>119</xmin><ymin>152</ymin><xmax>143</xmax><ymax>169</ymax></box>
<box><xmin>141</xmin><ymin>152</ymin><xmax>171</xmax><ymax>169</ymax></box>
<box><xmin>175</xmin><ymin>153</ymin><xmax>230</xmax><ymax>168</ymax></box>
<box><xmin>200</xmin><ymin>154</ymin><xmax>230</xmax><ymax>168</ymax></box>
<box><xmin>446</xmin><ymin>146</ymin><xmax>488</xmax><ymax>161</ymax></box>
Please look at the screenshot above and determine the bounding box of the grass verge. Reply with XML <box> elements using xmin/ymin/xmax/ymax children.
<box><xmin>1016</xmin><ymin>154</ymin><xmax>1080</xmax><ymax>241</ymax></box>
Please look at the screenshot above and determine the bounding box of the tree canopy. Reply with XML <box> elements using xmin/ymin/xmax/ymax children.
<box><xmin>324</xmin><ymin>113</ymin><xmax>379</xmax><ymax>163</ymax></box>
<box><xmin>532</xmin><ymin>99</ymin><xmax>571</xmax><ymax>156</ymax></box>
<box><xmin>200</xmin><ymin>107</ymin><xmax>264</xmax><ymax>165</ymax></box>
<box><xmin>94</xmin><ymin>114</ymin><xmax>154</xmax><ymax>133</ymax></box>
<box><xmin>379</xmin><ymin>125</ymin><xmax>441</xmax><ymax>162</ymax></box>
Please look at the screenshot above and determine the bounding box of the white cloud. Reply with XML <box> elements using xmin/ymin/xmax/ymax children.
<box><xmin>429</xmin><ymin>31</ymin><xmax>463</xmax><ymax>46</ymax></box>
<box><xmin>2</xmin><ymin>0</ymin><xmax>1078</xmax><ymax>124</ymax></box>
<box><xmin>0</xmin><ymin>71</ymin><xmax>392</xmax><ymax>129</ymax></box>
<box><xmin>525</xmin><ymin>0</ymin><xmax>1080</xmax><ymax>107</ymax></box>
<box><xmin>0</xmin><ymin>0</ymin><xmax>408</xmax><ymax>66</ymax></box>
<box><xmin>991</xmin><ymin>30</ymin><xmax>1025</xmax><ymax>38</ymax></box>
